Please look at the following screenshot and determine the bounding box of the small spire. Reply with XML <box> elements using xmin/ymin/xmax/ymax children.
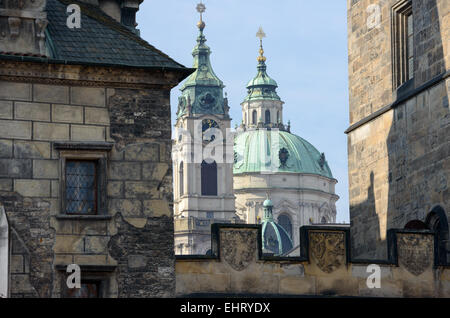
<box><xmin>256</xmin><ymin>26</ymin><xmax>267</xmax><ymax>63</ymax></box>
<box><xmin>196</xmin><ymin>2</ymin><xmax>206</xmax><ymax>31</ymax></box>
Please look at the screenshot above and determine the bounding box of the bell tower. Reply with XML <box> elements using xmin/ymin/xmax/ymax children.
<box><xmin>173</xmin><ymin>2</ymin><xmax>236</xmax><ymax>255</ymax></box>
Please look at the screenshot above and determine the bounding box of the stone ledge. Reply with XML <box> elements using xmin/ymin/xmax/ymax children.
<box><xmin>54</xmin><ymin>264</ymin><xmax>116</xmax><ymax>272</ymax></box>
<box><xmin>55</xmin><ymin>215</ymin><xmax>112</xmax><ymax>221</ymax></box>
<box><xmin>53</xmin><ymin>141</ymin><xmax>114</xmax><ymax>151</ymax></box>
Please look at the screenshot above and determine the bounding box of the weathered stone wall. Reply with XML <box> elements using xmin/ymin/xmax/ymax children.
<box><xmin>176</xmin><ymin>224</ymin><xmax>450</xmax><ymax>297</ymax></box>
<box><xmin>347</xmin><ymin>0</ymin><xmax>449</xmax><ymax>259</ymax></box>
<box><xmin>0</xmin><ymin>60</ymin><xmax>184</xmax><ymax>297</ymax></box>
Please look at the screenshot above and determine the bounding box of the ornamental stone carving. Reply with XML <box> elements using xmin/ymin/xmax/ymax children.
<box><xmin>309</xmin><ymin>231</ymin><xmax>345</xmax><ymax>273</ymax></box>
<box><xmin>220</xmin><ymin>228</ymin><xmax>257</xmax><ymax>271</ymax></box>
<box><xmin>397</xmin><ymin>233</ymin><xmax>433</xmax><ymax>276</ymax></box>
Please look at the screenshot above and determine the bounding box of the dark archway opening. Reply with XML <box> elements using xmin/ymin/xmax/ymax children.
<box><xmin>426</xmin><ymin>206</ymin><xmax>449</xmax><ymax>265</ymax></box>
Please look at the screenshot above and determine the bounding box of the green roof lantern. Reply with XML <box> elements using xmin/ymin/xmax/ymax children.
<box><xmin>177</xmin><ymin>2</ymin><xmax>226</xmax><ymax>119</ymax></box>
<box><xmin>261</xmin><ymin>195</ymin><xmax>293</xmax><ymax>255</ymax></box>
<box><xmin>244</xmin><ymin>27</ymin><xmax>280</xmax><ymax>102</ymax></box>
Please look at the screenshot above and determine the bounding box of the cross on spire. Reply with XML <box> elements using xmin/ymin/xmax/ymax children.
<box><xmin>256</xmin><ymin>26</ymin><xmax>267</xmax><ymax>63</ymax></box>
<box><xmin>196</xmin><ymin>2</ymin><xmax>206</xmax><ymax>31</ymax></box>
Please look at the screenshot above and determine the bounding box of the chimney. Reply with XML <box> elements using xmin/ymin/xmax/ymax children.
<box><xmin>120</xmin><ymin>0</ymin><xmax>143</xmax><ymax>33</ymax></box>
<box><xmin>97</xmin><ymin>0</ymin><xmax>142</xmax><ymax>34</ymax></box>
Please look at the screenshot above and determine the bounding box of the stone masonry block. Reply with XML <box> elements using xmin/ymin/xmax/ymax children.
<box><xmin>14</xmin><ymin>179</ymin><xmax>50</xmax><ymax>197</ymax></box>
<box><xmin>125</xmin><ymin>181</ymin><xmax>160</xmax><ymax>199</ymax></box>
<box><xmin>71</xmin><ymin>125</ymin><xmax>105</xmax><ymax>141</ymax></box>
<box><xmin>52</xmin><ymin>104</ymin><xmax>83</xmax><ymax>123</ymax></box>
<box><xmin>143</xmin><ymin>199</ymin><xmax>171</xmax><ymax>217</ymax></box>
<box><xmin>14</xmin><ymin>140</ymin><xmax>51</xmax><ymax>159</ymax></box>
<box><xmin>142</xmin><ymin>162</ymin><xmax>169</xmax><ymax>181</ymax></box>
<box><xmin>84</xmin><ymin>236</ymin><xmax>109</xmax><ymax>254</ymax></box>
<box><xmin>14</xmin><ymin>102</ymin><xmax>50</xmax><ymax>121</ymax></box>
<box><xmin>0</xmin><ymin>139</ymin><xmax>12</xmax><ymax>158</ymax></box>
<box><xmin>0</xmin><ymin>179</ymin><xmax>12</xmax><ymax>191</ymax></box>
<box><xmin>108</xmin><ymin>199</ymin><xmax>142</xmax><ymax>217</ymax></box>
<box><xmin>54</xmin><ymin>235</ymin><xmax>84</xmax><ymax>253</ymax></box>
<box><xmin>71</xmin><ymin>87</ymin><xmax>105</xmax><ymax>107</ymax></box>
<box><xmin>0</xmin><ymin>100</ymin><xmax>13</xmax><ymax>119</ymax></box>
<box><xmin>0</xmin><ymin>159</ymin><xmax>32</xmax><ymax>178</ymax></box>
<box><xmin>33</xmin><ymin>159</ymin><xmax>59</xmax><ymax>179</ymax></box>
<box><xmin>33</xmin><ymin>122</ymin><xmax>69</xmax><ymax>141</ymax></box>
<box><xmin>84</xmin><ymin>107</ymin><xmax>110</xmax><ymax>125</ymax></box>
<box><xmin>124</xmin><ymin>143</ymin><xmax>160</xmax><ymax>161</ymax></box>
<box><xmin>0</xmin><ymin>82</ymin><xmax>31</xmax><ymax>101</ymax></box>
<box><xmin>0</xmin><ymin>120</ymin><xmax>31</xmax><ymax>139</ymax></box>
<box><xmin>33</xmin><ymin>84</ymin><xmax>69</xmax><ymax>104</ymax></box>
<box><xmin>108</xmin><ymin>162</ymin><xmax>141</xmax><ymax>180</ymax></box>
<box><xmin>107</xmin><ymin>181</ymin><xmax>123</xmax><ymax>197</ymax></box>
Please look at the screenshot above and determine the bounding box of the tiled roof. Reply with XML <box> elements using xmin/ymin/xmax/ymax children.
<box><xmin>45</xmin><ymin>0</ymin><xmax>186</xmax><ymax>69</ymax></box>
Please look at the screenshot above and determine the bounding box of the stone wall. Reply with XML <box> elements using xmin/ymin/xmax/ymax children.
<box><xmin>0</xmin><ymin>60</ymin><xmax>187</xmax><ymax>297</ymax></box>
<box><xmin>347</xmin><ymin>0</ymin><xmax>449</xmax><ymax>259</ymax></box>
<box><xmin>176</xmin><ymin>224</ymin><xmax>450</xmax><ymax>297</ymax></box>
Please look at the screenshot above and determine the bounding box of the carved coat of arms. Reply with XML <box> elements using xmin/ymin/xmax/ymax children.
<box><xmin>397</xmin><ymin>234</ymin><xmax>433</xmax><ymax>276</ymax></box>
<box><xmin>309</xmin><ymin>232</ymin><xmax>345</xmax><ymax>273</ymax></box>
<box><xmin>220</xmin><ymin>229</ymin><xmax>257</xmax><ymax>271</ymax></box>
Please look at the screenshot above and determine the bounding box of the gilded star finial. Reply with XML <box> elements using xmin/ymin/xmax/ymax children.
<box><xmin>256</xmin><ymin>26</ymin><xmax>266</xmax><ymax>62</ymax></box>
<box><xmin>196</xmin><ymin>2</ymin><xmax>206</xmax><ymax>31</ymax></box>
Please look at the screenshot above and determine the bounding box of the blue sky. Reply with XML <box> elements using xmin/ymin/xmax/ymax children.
<box><xmin>137</xmin><ymin>0</ymin><xmax>350</xmax><ymax>222</ymax></box>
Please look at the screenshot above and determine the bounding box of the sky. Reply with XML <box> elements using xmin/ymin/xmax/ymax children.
<box><xmin>137</xmin><ymin>0</ymin><xmax>350</xmax><ymax>223</ymax></box>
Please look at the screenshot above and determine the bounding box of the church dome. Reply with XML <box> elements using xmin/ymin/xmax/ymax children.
<box><xmin>233</xmin><ymin>129</ymin><xmax>334</xmax><ymax>179</ymax></box>
<box><xmin>260</xmin><ymin>198</ymin><xmax>293</xmax><ymax>255</ymax></box>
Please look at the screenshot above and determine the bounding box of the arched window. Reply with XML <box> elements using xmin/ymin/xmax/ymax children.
<box><xmin>321</xmin><ymin>216</ymin><xmax>327</xmax><ymax>224</ymax></box>
<box><xmin>179</xmin><ymin>162</ymin><xmax>184</xmax><ymax>196</ymax></box>
<box><xmin>426</xmin><ymin>206</ymin><xmax>449</xmax><ymax>265</ymax></box>
<box><xmin>278</xmin><ymin>214</ymin><xmax>292</xmax><ymax>239</ymax></box>
<box><xmin>201</xmin><ymin>160</ymin><xmax>217</xmax><ymax>196</ymax></box>
<box><xmin>265</xmin><ymin>110</ymin><xmax>271</xmax><ymax>124</ymax></box>
<box><xmin>252</xmin><ymin>110</ymin><xmax>257</xmax><ymax>124</ymax></box>
<box><xmin>277</xmin><ymin>111</ymin><xmax>280</xmax><ymax>123</ymax></box>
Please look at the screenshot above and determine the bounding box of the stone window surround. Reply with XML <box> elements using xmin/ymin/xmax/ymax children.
<box><xmin>391</xmin><ymin>0</ymin><xmax>413</xmax><ymax>90</ymax></box>
<box><xmin>54</xmin><ymin>142</ymin><xmax>113</xmax><ymax>220</ymax></box>
<box><xmin>55</xmin><ymin>264</ymin><xmax>116</xmax><ymax>298</ymax></box>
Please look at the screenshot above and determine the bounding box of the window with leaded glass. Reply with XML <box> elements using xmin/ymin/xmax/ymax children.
<box><xmin>65</xmin><ymin>160</ymin><xmax>98</xmax><ymax>215</ymax></box>
<box><xmin>392</xmin><ymin>0</ymin><xmax>413</xmax><ymax>88</ymax></box>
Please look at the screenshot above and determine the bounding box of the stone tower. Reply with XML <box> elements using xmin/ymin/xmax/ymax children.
<box><xmin>0</xmin><ymin>0</ymin><xmax>191</xmax><ymax>297</ymax></box>
<box><xmin>173</xmin><ymin>3</ymin><xmax>236</xmax><ymax>255</ymax></box>
<box><xmin>346</xmin><ymin>0</ymin><xmax>449</xmax><ymax>262</ymax></box>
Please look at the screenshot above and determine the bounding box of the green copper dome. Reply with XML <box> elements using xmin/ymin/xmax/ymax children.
<box><xmin>233</xmin><ymin>129</ymin><xmax>333</xmax><ymax>178</ymax></box>
<box><xmin>261</xmin><ymin>199</ymin><xmax>293</xmax><ymax>255</ymax></box>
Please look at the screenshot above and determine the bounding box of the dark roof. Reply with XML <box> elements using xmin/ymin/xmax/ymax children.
<box><xmin>44</xmin><ymin>0</ymin><xmax>186</xmax><ymax>70</ymax></box>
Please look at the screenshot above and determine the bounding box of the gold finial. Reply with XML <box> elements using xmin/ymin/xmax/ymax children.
<box><xmin>196</xmin><ymin>2</ymin><xmax>206</xmax><ymax>31</ymax></box>
<box><xmin>256</xmin><ymin>26</ymin><xmax>266</xmax><ymax>62</ymax></box>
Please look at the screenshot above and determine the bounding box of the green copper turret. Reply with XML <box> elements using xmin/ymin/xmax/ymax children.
<box><xmin>243</xmin><ymin>28</ymin><xmax>280</xmax><ymax>102</ymax></box>
<box><xmin>176</xmin><ymin>8</ymin><xmax>226</xmax><ymax>119</ymax></box>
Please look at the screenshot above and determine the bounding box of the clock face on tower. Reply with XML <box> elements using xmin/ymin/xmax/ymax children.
<box><xmin>202</xmin><ymin>119</ymin><xmax>219</xmax><ymax>142</ymax></box>
<box><xmin>198</xmin><ymin>91</ymin><xmax>217</xmax><ymax>110</ymax></box>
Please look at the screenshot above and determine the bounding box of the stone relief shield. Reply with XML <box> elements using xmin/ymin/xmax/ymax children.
<box><xmin>397</xmin><ymin>233</ymin><xmax>433</xmax><ymax>276</ymax></box>
<box><xmin>220</xmin><ymin>229</ymin><xmax>257</xmax><ymax>271</ymax></box>
<box><xmin>309</xmin><ymin>232</ymin><xmax>345</xmax><ymax>274</ymax></box>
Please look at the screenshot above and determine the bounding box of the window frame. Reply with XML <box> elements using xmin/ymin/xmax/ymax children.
<box><xmin>55</xmin><ymin>143</ymin><xmax>111</xmax><ymax>217</ymax></box>
<box><xmin>392</xmin><ymin>0</ymin><xmax>413</xmax><ymax>89</ymax></box>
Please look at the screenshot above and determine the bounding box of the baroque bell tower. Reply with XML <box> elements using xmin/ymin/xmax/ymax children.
<box><xmin>173</xmin><ymin>2</ymin><xmax>237</xmax><ymax>255</ymax></box>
